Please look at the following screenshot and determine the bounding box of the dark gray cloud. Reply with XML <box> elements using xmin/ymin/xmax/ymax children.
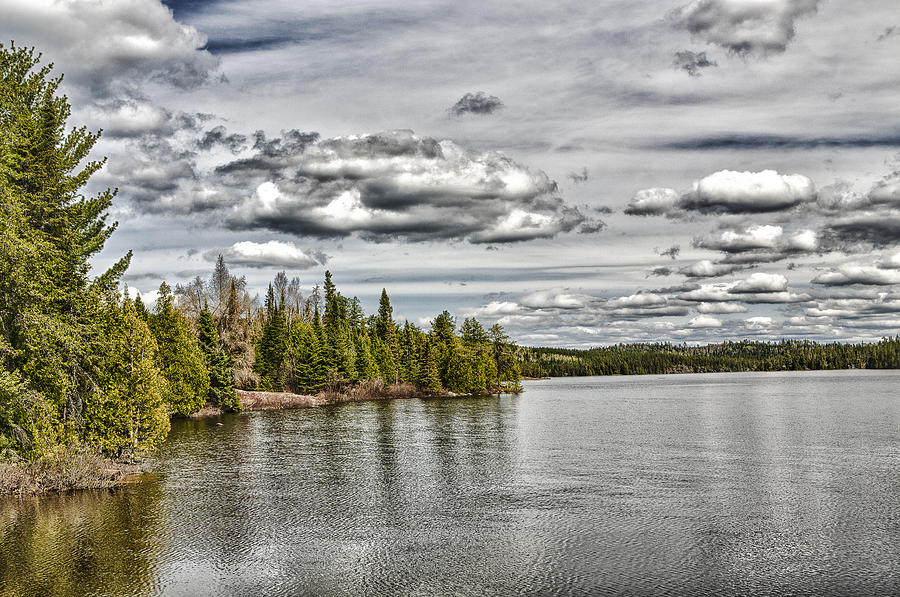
<box><xmin>204</xmin><ymin>36</ymin><xmax>298</xmax><ymax>54</ymax></box>
<box><xmin>647</xmin><ymin>266</ymin><xmax>674</xmax><ymax>278</ymax></box>
<box><xmin>657</xmin><ymin>245</ymin><xmax>681</xmax><ymax>260</ymax></box>
<box><xmin>655</xmin><ymin>133</ymin><xmax>900</xmax><ymax>151</ymax></box>
<box><xmin>673</xmin><ymin>50</ymin><xmax>718</xmax><ymax>76</ymax></box>
<box><xmin>448</xmin><ymin>92</ymin><xmax>504</xmax><ymax>116</ymax></box>
<box><xmin>103</xmin><ymin>136</ymin><xmax>200</xmax><ymax>207</ymax></box>
<box><xmin>196</xmin><ymin>125</ymin><xmax>248</xmax><ymax>153</ymax></box>
<box><xmin>877</xmin><ymin>26</ymin><xmax>897</xmax><ymax>41</ymax></box>
<box><xmin>568</xmin><ymin>168</ymin><xmax>589</xmax><ymax>184</ymax></box>
<box><xmin>674</xmin><ymin>0</ymin><xmax>820</xmax><ymax>56</ymax></box>
<box><xmin>821</xmin><ymin>215</ymin><xmax>900</xmax><ymax>248</ymax></box>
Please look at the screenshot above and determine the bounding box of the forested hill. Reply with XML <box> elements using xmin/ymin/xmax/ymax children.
<box><xmin>517</xmin><ymin>338</ymin><xmax>900</xmax><ymax>378</ymax></box>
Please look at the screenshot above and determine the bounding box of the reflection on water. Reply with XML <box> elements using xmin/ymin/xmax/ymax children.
<box><xmin>0</xmin><ymin>484</ymin><xmax>163</xmax><ymax>597</ymax></box>
<box><xmin>1</xmin><ymin>370</ymin><xmax>898</xmax><ymax>596</ymax></box>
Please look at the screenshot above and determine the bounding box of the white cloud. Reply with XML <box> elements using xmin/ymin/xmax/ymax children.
<box><xmin>520</xmin><ymin>289</ymin><xmax>587</xmax><ymax>310</ymax></box>
<box><xmin>679</xmin><ymin>260</ymin><xmax>744</xmax><ymax>278</ymax></box>
<box><xmin>624</xmin><ymin>187</ymin><xmax>679</xmax><ymax>216</ymax></box>
<box><xmin>879</xmin><ymin>252</ymin><xmax>900</xmax><ymax>269</ymax></box>
<box><xmin>696</xmin><ymin>302</ymin><xmax>749</xmax><ymax>314</ymax></box>
<box><xmin>700</xmin><ymin>224</ymin><xmax>783</xmax><ymax>251</ymax></box>
<box><xmin>0</xmin><ymin>0</ymin><xmax>219</xmax><ymax>95</ymax></box>
<box><xmin>219</xmin><ymin>130</ymin><xmax>599</xmax><ymax>243</ymax></box>
<box><xmin>812</xmin><ymin>265</ymin><xmax>900</xmax><ymax>286</ymax></box>
<box><xmin>732</xmin><ymin>272</ymin><xmax>789</xmax><ymax>293</ymax></box>
<box><xmin>680</xmin><ymin>169</ymin><xmax>815</xmax><ymax>214</ymax></box>
<box><xmin>209</xmin><ymin>240</ymin><xmax>325</xmax><ymax>269</ymax></box>
<box><xmin>689</xmin><ymin>314</ymin><xmax>723</xmax><ymax>328</ymax></box>
<box><xmin>678</xmin><ymin>274</ymin><xmax>809</xmax><ymax>304</ymax></box>
<box><xmin>744</xmin><ymin>316</ymin><xmax>775</xmax><ymax>330</ymax></box>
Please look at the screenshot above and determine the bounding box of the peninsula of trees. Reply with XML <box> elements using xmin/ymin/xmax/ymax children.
<box><xmin>0</xmin><ymin>43</ymin><xmax>520</xmax><ymax>474</ymax></box>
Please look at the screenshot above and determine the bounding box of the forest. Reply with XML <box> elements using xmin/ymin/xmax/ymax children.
<box><xmin>0</xmin><ymin>44</ymin><xmax>520</xmax><ymax>466</ymax></box>
<box><xmin>519</xmin><ymin>337</ymin><xmax>900</xmax><ymax>378</ymax></box>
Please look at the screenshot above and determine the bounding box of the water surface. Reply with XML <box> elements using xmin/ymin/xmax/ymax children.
<box><xmin>2</xmin><ymin>370</ymin><xmax>899</xmax><ymax>595</ymax></box>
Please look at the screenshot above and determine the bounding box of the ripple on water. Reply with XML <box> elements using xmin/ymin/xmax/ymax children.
<box><xmin>1</xmin><ymin>372</ymin><xmax>899</xmax><ymax>596</ymax></box>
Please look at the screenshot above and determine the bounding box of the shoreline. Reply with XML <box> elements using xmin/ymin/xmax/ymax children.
<box><xmin>0</xmin><ymin>451</ymin><xmax>143</xmax><ymax>497</ymax></box>
<box><xmin>3</xmin><ymin>386</ymin><xmax>517</xmax><ymax>495</ymax></box>
<box><xmin>188</xmin><ymin>386</ymin><xmax>511</xmax><ymax>418</ymax></box>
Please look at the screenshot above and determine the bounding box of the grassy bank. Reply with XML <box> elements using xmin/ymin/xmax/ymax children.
<box><xmin>0</xmin><ymin>449</ymin><xmax>141</xmax><ymax>496</ymax></box>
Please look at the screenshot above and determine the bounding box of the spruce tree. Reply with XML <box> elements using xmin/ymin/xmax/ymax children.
<box><xmin>292</xmin><ymin>323</ymin><xmax>327</xmax><ymax>394</ymax></box>
<box><xmin>0</xmin><ymin>44</ymin><xmax>133</xmax><ymax>456</ymax></box>
<box><xmin>376</xmin><ymin>289</ymin><xmax>399</xmax><ymax>383</ymax></box>
<box><xmin>254</xmin><ymin>284</ymin><xmax>288</xmax><ymax>390</ymax></box>
<box><xmin>354</xmin><ymin>331</ymin><xmax>380</xmax><ymax>381</ymax></box>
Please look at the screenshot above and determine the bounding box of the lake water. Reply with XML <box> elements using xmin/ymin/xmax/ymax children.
<box><xmin>1</xmin><ymin>370</ymin><xmax>899</xmax><ymax>596</ymax></box>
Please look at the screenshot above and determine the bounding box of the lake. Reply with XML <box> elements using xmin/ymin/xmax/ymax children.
<box><xmin>1</xmin><ymin>370</ymin><xmax>898</xmax><ymax>596</ymax></box>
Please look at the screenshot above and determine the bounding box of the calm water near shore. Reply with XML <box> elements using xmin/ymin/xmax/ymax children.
<box><xmin>1</xmin><ymin>370</ymin><xmax>898</xmax><ymax>596</ymax></box>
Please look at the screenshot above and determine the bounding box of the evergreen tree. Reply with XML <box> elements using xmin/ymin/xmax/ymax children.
<box><xmin>461</xmin><ymin>317</ymin><xmax>487</xmax><ymax>346</ymax></box>
<box><xmin>417</xmin><ymin>339</ymin><xmax>442</xmax><ymax>394</ymax></box>
<box><xmin>254</xmin><ymin>284</ymin><xmax>288</xmax><ymax>390</ymax></box>
<box><xmin>0</xmin><ymin>44</ymin><xmax>133</xmax><ymax>456</ymax></box>
<box><xmin>197</xmin><ymin>303</ymin><xmax>240</xmax><ymax>412</ymax></box>
<box><xmin>374</xmin><ymin>340</ymin><xmax>397</xmax><ymax>384</ymax></box>
<box><xmin>83</xmin><ymin>296</ymin><xmax>170</xmax><ymax>455</ymax></box>
<box><xmin>291</xmin><ymin>323</ymin><xmax>327</xmax><ymax>394</ymax></box>
<box><xmin>354</xmin><ymin>331</ymin><xmax>380</xmax><ymax>381</ymax></box>
<box><xmin>376</xmin><ymin>289</ymin><xmax>399</xmax><ymax>383</ymax></box>
<box><xmin>149</xmin><ymin>283</ymin><xmax>210</xmax><ymax>416</ymax></box>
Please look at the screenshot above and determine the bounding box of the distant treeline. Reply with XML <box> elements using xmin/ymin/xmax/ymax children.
<box><xmin>518</xmin><ymin>338</ymin><xmax>900</xmax><ymax>378</ymax></box>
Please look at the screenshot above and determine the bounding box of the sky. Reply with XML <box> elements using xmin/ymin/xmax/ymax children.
<box><xmin>3</xmin><ymin>0</ymin><xmax>900</xmax><ymax>347</ymax></box>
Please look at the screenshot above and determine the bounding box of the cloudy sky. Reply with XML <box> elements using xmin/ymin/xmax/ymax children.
<box><xmin>4</xmin><ymin>0</ymin><xmax>900</xmax><ymax>347</ymax></box>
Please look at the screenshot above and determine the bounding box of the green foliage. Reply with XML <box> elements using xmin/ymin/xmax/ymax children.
<box><xmin>83</xmin><ymin>296</ymin><xmax>170</xmax><ymax>455</ymax></box>
<box><xmin>0</xmin><ymin>44</ymin><xmax>135</xmax><ymax>457</ymax></box>
<box><xmin>149</xmin><ymin>283</ymin><xmax>209</xmax><ymax>416</ymax></box>
<box><xmin>291</xmin><ymin>322</ymin><xmax>327</xmax><ymax>394</ymax></box>
<box><xmin>354</xmin><ymin>331</ymin><xmax>379</xmax><ymax>381</ymax></box>
<box><xmin>197</xmin><ymin>304</ymin><xmax>240</xmax><ymax>412</ymax></box>
<box><xmin>417</xmin><ymin>339</ymin><xmax>442</xmax><ymax>394</ymax></box>
<box><xmin>254</xmin><ymin>284</ymin><xmax>289</xmax><ymax>390</ymax></box>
